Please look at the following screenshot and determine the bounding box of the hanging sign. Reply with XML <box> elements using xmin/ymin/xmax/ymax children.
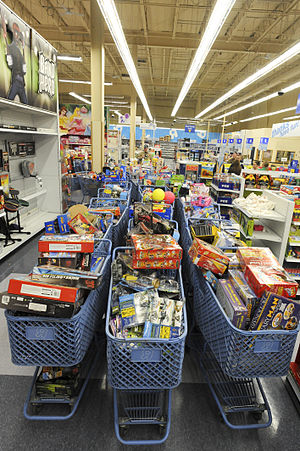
<box><xmin>296</xmin><ymin>93</ymin><xmax>300</xmax><ymax>114</ymax></box>
<box><xmin>229</xmin><ymin>139</ymin><xmax>234</xmax><ymax>144</ymax></box>
<box><xmin>236</xmin><ymin>138</ymin><xmax>242</xmax><ymax>144</ymax></box>
<box><xmin>258</xmin><ymin>137</ymin><xmax>269</xmax><ymax>151</ymax></box>
<box><xmin>217</xmin><ymin>139</ymin><xmax>221</xmax><ymax>143</ymax></box>
<box><xmin>222</xmin><ymin>139</ymin><xmax>227</xmax><ymax>144</ymax></box>
<box><xmin>185</xmin><ymin>124</ymin><xmax>196</xmax><ymax>133</ymax></box>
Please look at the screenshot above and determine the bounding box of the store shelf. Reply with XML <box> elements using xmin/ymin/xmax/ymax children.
<box><xmin>64</xmin><ymin>143</ymin><xmax>91</xmax><ymax>146</ymax></box>
<box><xmin>22</xmin><ymin>189</ymin><xmax>47</xmax><ymax>202</ymax></box>
<box><xmin>292</xmin><ymin>222</ymin><xmax>300</xmax><ymax>226</ymax></box>
<box><xmin>244</xmin><ymin>187</ymin><xmax>262</xmax><ymax>192</ymax></box>
<box><xmin>0</xmin><ymin>211</ymin><xmax>59</xmax><ymax>261</ymax></box>
<box><xmin>0</xmin><ymin>128</ymin><xmax>57</xmax><ymax>136</ymax></box>
<box><xmin>239</xmin><ymin>226</ymin><xmax>281</xmax><ymax>242</ymax></box>
<box><xmin>285</xmin><ymin>256</ymin><xmax>300</xmax><ymax>263</ymax></box>
<box><xmin>201</xmin><ymin>176</ymin><xmax>213</xmax><ymax>180</ymax></box>
<box><xmin>289</xmin><ymin>241</ymin><xmax>300</xmax><ymax>247</ymax></box>
<box><xmin>216</xmin><ymin>203</ymin><xmax>234</xmax><ymax>208</ymax></box>
<box><xmin>211</xmin><ymin>184</ymin><xmax>240</xmax><ymax>193</ymax></box>
<box><xmin>0</xmin><ymin>97</ymin><xmax>57</xmax><ymax>117</ymax></box>
<box><xmin>233</xmin><ymin>203</ymin><xmax>286</xmax><ymax>222</ymax></box>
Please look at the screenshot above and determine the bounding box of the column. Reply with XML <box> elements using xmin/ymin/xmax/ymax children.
<box><xmin>129</xmin><ymin>45</ymin><xmax>137</xmax><ymax>160</ymax></box>
<box><xmin>91</xmin><ymin>0</ymin><xmax>105</xmax><ymax>171</ymax></box>
<box><xmin>141</xmin><ymin>108</ymin><xmax>146</xmax><ymax>149</ymax></box>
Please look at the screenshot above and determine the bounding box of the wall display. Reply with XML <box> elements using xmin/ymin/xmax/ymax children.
<box><xmin>59</xmin><ymin>104</ymin><xmax>91</xmax><ymax>135</ymax></box>
<box><xmin>0</xmin><ymin>0</ymin><xmax>57</xmax><ymax>112</ymax></box>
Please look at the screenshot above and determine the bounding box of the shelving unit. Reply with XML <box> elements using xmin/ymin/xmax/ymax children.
<box><xmin>233</xmin><ymin>190</ymin><xmax>294</xmax><ymax>265</ymax></box>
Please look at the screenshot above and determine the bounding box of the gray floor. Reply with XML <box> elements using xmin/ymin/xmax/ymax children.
<box><xmin>0</xmin><ymin>234</ymin><xmax>299</xmax><ymax>450</ymax></box>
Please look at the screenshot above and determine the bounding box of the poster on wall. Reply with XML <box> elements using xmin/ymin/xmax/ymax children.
<box><xmin>0</xmin><ymin>3</ymin><xmax>31</xmax><ymax>105</ymax></box>
<box><xmin>0</xmin><ymin>0</ymin><xmax>57</xmax><ymax>112</ymax></box>
<box><xmin>59</xmin><ymin>104</ymin><xmax>91</xmax><ymax>135</ymax></box>
<box><xmin>31</xmin><ymin>30</ymin><xmax>57</xmax><ymax>112</ymax></box>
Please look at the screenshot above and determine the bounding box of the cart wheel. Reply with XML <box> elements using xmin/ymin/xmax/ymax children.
<box><xmin>252</xmin><ymin>412</ymin><xmax>263</xmax><ymax>421</ymax></box>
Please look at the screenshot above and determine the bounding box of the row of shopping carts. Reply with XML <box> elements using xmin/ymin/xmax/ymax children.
<box><xmin>4</xmin><ymin>172</ymin><xmax>299</xmax><ymax>445</ymax></box>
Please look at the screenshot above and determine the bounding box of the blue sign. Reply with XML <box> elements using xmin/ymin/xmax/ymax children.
<box><xmin>185</xmin><ymin>124</ymin><xmax>196</xmax><ymax>133</ymax></box>
<box><xmin>217</xmin><ymin>139</ymin><xmax>221</xmax><ymax>143</ymax></box>
<box><xmin>260</xmin><ymin>137</ymin><xmax>269</xmax><ymax>145</ymax></box>
<box><xmin>223</xmin><ymin>139</ymin><xmax>227</xmax><ymax>144</ymax></box>
<box><xmin>236</xmin><ymin>139</ymin><xmax>242</xmax><ymax>144</ymax></box>
<box><xmin>246</xmin><ymin>138</ymin><xmax>254</xmax><ymax>144</ymax></box>
<box><xmin>229</xmin><ymin>139</ymin><xmax>234</xmax><ymax>144</ymax></box>
<box><xmin>296</xmin><ymin>93</ymin><xmax>300</xmax><ymax>114</ymax></box>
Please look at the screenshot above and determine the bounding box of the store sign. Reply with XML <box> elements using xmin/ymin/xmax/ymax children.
<box><xmin>229</xmin><ymin>139</ymin><xmax>234</xmax><ymax>144</ymax></box>
<box><xmin>222</xmin><ymin>139</ymin><xmax>227</xmax><ymax>144</ymax></box>
<box><xmin>217</xmin><ymin>139</ymin><xmax>221</xmax><ymax>143</ymax></box>
<box><xmin>38</xmin><ymin>52</ymin><xmax>55</xmax><ymax>97</ymax></box>
<box><xmin>246</xmin><ymin>138</ymin><xmax>254</xmax><ymax>144</ymax></box>
<box><xmin>281</xmin><ymin>157</ymin><xmax>288</xmax><ymax>162</ymax></box>
<box><xmin>258</xmin><ymin>137</ymin><xmax>269</xmax><ymax>151</ymax></box>
<box><xmin>140</xmin><ymin>122</ymin><xmax>156</xmax><ymax>130</ymax></box>
<box><xmin>185</xmin><ymin>124</ymin><xmax>196</xmax><ymax>133</ymax></box>
<box><xmin>296</xmin><ymin>93</ymin><xmax>300</xmax><ymax>114</ymax></box>
<box><xmin>236</xmin><ymin>138</ymin><xmax>242</xmax><ymax>144</ymax></box>
<box><xmin>272</xmin><ymin>120</ymin><xmax>300</xmax><ymax>137</ymax></box>
<box><xmin>260</xmin><ymin>137</ymin><xmax>269</xmax><ymax>145</ymax></box>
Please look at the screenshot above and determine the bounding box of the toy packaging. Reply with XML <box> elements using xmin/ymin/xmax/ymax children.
<box><xmin>39</xmin><ymin>235</ymin><xmax>94</xmax><ymax>253</ymax></box>
<box><xmin>216</xmin><ymin>280</ymin><xmax>248</xmax><ymax>329</ymax></box>
<box><xmin>131</xmin><ymin>234</ymin><xmax>183</xmax><ymax>260</ymax></box>
<box><xmin>68</xmin><ymin>214</ymin><xmax>98</xmax><ymax>235</ymax></box>
<box><xmin>244</xmin><ymin>265</ymin><xmax>298</xmax><ymax>298</ymax></box>
<box><xmin>249</xmin><ymin>292</ymin><xmax>300</xmax><ymax>331</ymax></box>
<box><xmin>236</xmin><ymin>247</ymin><xmax>279</xmax><ymax>271</ymax></box>
<box><xmin>38</xmin><ymin>252</ymin><xmax>82</xmax><ymax>270</ymax></box>
<box><xmin>228</xmin><ymin>270</ymin><xmax>258</xmax><ymax>322</ymax></box>
<box><xmin>189</xmin><ymin>238</ymin><xmax>230</xmax><ymax>275</ymax></box>
<box><xmin>132</xmin><ymin>257</ymin><xmax>180</xmax><ymax>270</ymax></box>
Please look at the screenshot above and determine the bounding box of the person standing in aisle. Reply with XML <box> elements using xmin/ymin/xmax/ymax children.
<box><xmin>227</xmin><ymin>151</ymin><xmax>237</xmax><ymax>164</ymax></box>
<box><xmin>228</xmin><ymin>158</ymin><xmax>242</xmax><ymax>175</ymax></box>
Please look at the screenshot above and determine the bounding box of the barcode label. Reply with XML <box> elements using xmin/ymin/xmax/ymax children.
<box><xmin>29</xmin><ymin>302</ymin><xmax>47</xmax><ymax>312</ymax></box>
<box><xmin>20</xmin><ymin>284</ymin><xmax>61</xmax><ymax>299</ymax></box>
<box><xmin>49</xmin><ymin>243</ymin><xmax>82</xmax><ymax>251</ymax></box>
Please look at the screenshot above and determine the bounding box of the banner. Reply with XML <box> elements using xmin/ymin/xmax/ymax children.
<box><xmin>185</xmin><ymin>124</ymin><xmax>196</xmax><ymax>133</ymax></box>
<box><xmin>59</xmin><ymin>104</ymin><xmax>91</xmax><ymax>135</ymax></box>
<box><xmin>0</xmin><ymin>0</ymin><xmax>57</xmax><ymax>112</ymax></box>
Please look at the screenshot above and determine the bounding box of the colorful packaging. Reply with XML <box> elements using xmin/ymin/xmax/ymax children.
<box><xmin>236</xmin><ymin>247</ymin><xmax>280</xmax><ymax>271</ymax></box>
<box><xmin>132</xmin><ymin>256</ymin><xmax>180</xmax><ymax>270</ymax></box>
<box><xmin>68</xmin><ymin>214</ymin><xmax>98</xmax><ymax>235</ymax></box>
<box><xmin>216</xmin><ymin>280</ymin><xmax>247</xmax><ymax>329</ymax></box>
<box><xmin>249</xmin><ymin>292</ymin><xmax>300</xmax><ymax>331</ymax></box>
<box><xmin>38</xmin><ymin>235</ymin><xmax>94</xmax><ymax>253</ymax></box>
<box><xmin>202</xmin><ymin>270</ymin><xmax>219</xmax><ymax>290</ymax></box>
<box><xmin>131</xmin><ymin>234</ymin><xmax>183</xmax><ymax>260</ymax></box>
<box><xmin>228</xmin><ymin>270</ymin><xmax>257</xmax><ymax>322</ymax></box>
<box><xmin>189</xmin><ymin>238</ymin><xmax>230</xmax><ymax>276</ymax></box>
<box><xmin>244</xmin><ymin>265</ymin><xmax>298</xmax><ymax>298</ymax></box>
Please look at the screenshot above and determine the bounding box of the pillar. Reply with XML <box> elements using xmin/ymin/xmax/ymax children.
<box><xmin>129</xmin><ymin>45</ymin><xmax>138</xmax><ymax>160</ymax></box>
<box><xmin>141</xmin><ymin>108</ymin><xmax>146</xmax><ymax>149</ymax></box>
<box><xmin>91</xmin><ymin>0</ymin><xmax>105</xmax><ymax>171</ymax></box>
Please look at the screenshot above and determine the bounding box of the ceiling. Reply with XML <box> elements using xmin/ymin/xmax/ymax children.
<box><xmin>4</xmin><ymin>0</ymin><xmax>300</xmax><ymax>130</ymax></box>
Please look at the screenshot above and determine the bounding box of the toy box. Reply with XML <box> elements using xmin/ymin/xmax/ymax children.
<box><xmin>216</xmin><ymin>280</ymin><xmax>247</xmax><ymax>329</ymax></box>
<box><xmin>38</xmin><ymin>235</ymin><xmax>94</xmax><ymax>253</ymax></box>
<box><xmin>8</xmin><ymin>278</ymin><xmax>84</xmax><ymax>304</ymax></box>
<box><xmin>131</xmin><ymin>234</ymin><xmax>183</xmax><ymax>260</ymax></box>
<box><xmin>189</xmin><ymin>238</ymin><xmax>230</xmax><ymax>266</ymax></box>
<box><xmin>38</xmin><ymin>252</ymin><xmax>82</xmax><ymax>269</ymax></box>
<box><xmin>0</xmin><ymin>291</ymin><xmax>81</xmax><ymax>318</ymax></box>
<box><xmin>132</xmin><ymin>256</ymin><xmax>180</xmax><ymax>270</ymax></box>
<box><xmin>236</xmin><ymin>247</ymin><xmax>279</xmax><ymax>271</ymax></box>
<box><xmin>249</xmin><ymin>292</ymin><xmax>300</xmax><ymax>331</ymax></box>
<box><xmin>228</xmin><ymin>270</ymin><xmax>257</xmax><ymax>322</ymax></box>
<box><xmin>68</xmin><ymin>214</ymin><xmax>98</xmax><ymax>235</ymax></box>
<box><xmin>244</xmin><ymin>265</ymin><xmax>298</xmax><ymax>298</ymax></box>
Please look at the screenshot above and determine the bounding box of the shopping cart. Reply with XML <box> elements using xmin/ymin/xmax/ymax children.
<box><xmin>78</xmin><ymin>174</ymin><xmax>102</xmax><ymax>203</ymax></box>
<box><xmin>106</xmin><ymin>247</ymin><xmax>187</xmax><ymax>444</ymax></box>
<box><xmin>127</xmin><ymin>218</ymin><xmax>180</xmax><ymax>242</ymax></box>
<box><xmin>5</xmin><ymin>239</ymin><xmax>112</xmax><ymax>420</ymax></box>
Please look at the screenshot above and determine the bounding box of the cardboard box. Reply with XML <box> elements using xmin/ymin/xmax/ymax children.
<box><xmin>188</xmin><ymin>238</ymin><xmax>230</xmax><ymax>275</ymax></box>
<box><xmin>249</xmin><ymin>292</ymin><xmax>300</xmax><ymax>331</ymax></box>
<box><xmin>39</xmin><ymin>235</ymin><xmax>94</xmax><ymax>253</ymax></box>
<box><xmin>38</xmin><ymin>253</ymin><xmax>81</xmax><ymax>269</ymax></box>
<box><xmin>131</xmin><ymin>234</ymin><xmax>182</xmax><ymax>260</ymax></box>
<box><xmin>132</xmin><ymin>256</ymin><xmax>180</xmax><ymax>270</ymax></box>
<box><xmin>8</xmin><ymin>278</ymin><xmax>84</xmax><ymax>304</ymax></box>
<box><xmin>244</xmin><ymin>265</ymin><xmax>298</xmax><ymax>298</ymax></box>
<box><xmin>0</xmin><ymin>291</ymin><xmax>81</xmax><ymax>318</ymax></box>
<box><xmin>236</xmin><ymin>247</ymin><xmax>279</xmax><ymax>271</ymax></box>
<box><xmin>216</xmin><ymin>280</ymin><xmax>247</xmax><ymax>329</ymax></box>
<box><xmin>68</xmin><ymin>214</ymin><xmax>98</xmax><ymax>235</ymax></box>
<box><xmin>228</xmin><ymin>270</ymin><xmax>257</xmax><ymax>322</ymax></box>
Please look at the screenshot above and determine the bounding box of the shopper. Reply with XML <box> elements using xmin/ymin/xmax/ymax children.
<box><xmin>252</xmin><ymin>161</ymin><xmax>259</xmax><ymax>170</ymax></box>
<box><xmin>227</xmin><ymin>152</ymin><xmax>237</xmax><ymax>164</ymax></box>
<box><xmin>259</xmin><ymin>161</ymin><xmax>270</xmax><ymax>170</ymax></box>
<box><xmin>228</xmin><ymin>158</ymin><xmax>242</xmax><ymax>175</ymax></box>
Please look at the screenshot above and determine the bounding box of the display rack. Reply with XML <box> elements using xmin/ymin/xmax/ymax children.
<box><xmin>232</xmin><ymin>190</ymin><xmax>294</xmax><ymax>265</ymax></box>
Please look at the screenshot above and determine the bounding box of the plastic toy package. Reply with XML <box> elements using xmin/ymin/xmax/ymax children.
<box><xmin>131</xmin><ymin>234</ymin><xmax>183</xmax><ymax>260</ymax></box>
<box><xmin>189</xmin><ymin>237</ymin><xmax>230</xmax><ymax>276</ymax></box>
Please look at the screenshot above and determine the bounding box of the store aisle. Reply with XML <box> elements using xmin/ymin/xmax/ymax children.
<box><xmin>0</xmin><ymin>240</ymin><xmax>299</xmax><ymax>450</ymax></box>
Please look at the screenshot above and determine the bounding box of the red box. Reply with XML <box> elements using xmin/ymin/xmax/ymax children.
<box><xmin>189</xmin><ymin>251</ymin><xmax>228</xmax><ymax>276</ymax></box>
<box><xmin>236</xmin><ymin>247</ymin><xmax>279</xmax><ymax>271</ymax></box>
<box><xmin>244</xmin><ymin>265</ymin><xmax>298</xmax><ymax>298</ymax></box>
<box><xmin>38</xmin><ymin>235</ymin><xmax>94</xmax><ymax>253</ymax></box>
<box><xmin>68</xmin><ymin>214</ymin><xmax>98</xmax><ymax>235</ymax></box>
<box><xmin>8</xmin><ymin>278</ymin><xmax>83</xmax><ymax>304</ymax></box>
<box><xmin>131</xmin><ymin>234</ymin><xmax>182</xmax><ymax>260</ymax></box>
<box><xmin>188</xmin><ymin>238</ymin><xmax>230</xmax><ymax>269</ymax></box>
<box><xmin>132</xmin><ymin>256</ymin><xmax>180</xmax><ymax>270</ymax></box>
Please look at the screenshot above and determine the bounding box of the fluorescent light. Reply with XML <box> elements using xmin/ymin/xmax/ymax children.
<box><xmin>196</xmin><ymin>41</ymin><xmax>300</xmax><ymax>119</ymax></box>
<box><xmin>171</xmin><ymin>0</ymin><xmax>236</xmax><ymax>117</ymax></box>
<box><xmin>213</xmin><ymin>80</ymin><xmax>300</xmax><ymax>120</ymax></box>
<box><xmin>59</xmin><ymin>79</ymin><xmax>112</xmax><ymax>86</ymax></box>
<box><xmin>57</xmin><ymin>55</ymin><xmax>82</xmax><ymax>62</ymax></box>
<box><xmin>283</xmin><ymin>115</ymin><xmax>300</xmax><ymax>120</ymax></box>
<box><xmin>105</xmin><ymin>96</ymin><xmax>125</xmax><ymax>99</ymax></box>
<box><xmin>69</xmin><ymin>92</ymin><xmax>91</xmax><ymax>104</ymax></box>
<box><xmin>240</xmin><ymin>106</ymin><xmax>296</xmax><ymax>123</ymax></box>
<box><xmin>104</xmin><ymin>100</ymin><xmax>128</xmax><ymax>104</ymax></box>
<box><xmin>224</xmin><ymin>121</ymin><xmax>238</xmax><ymax>126</ymax></box>
<box><xmin>96</xmin><ymin>0</ymin><xmax>153</xmax><ymax>121</ymax></box>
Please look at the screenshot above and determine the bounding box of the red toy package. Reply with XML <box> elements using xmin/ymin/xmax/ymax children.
<box><xmin>236</xmin><ymin>247</ymin><xmax>280</xmax><ymax>271</ymax></box>
<box><xmin>188</xmin><ymin>238</ymin><xmax>230</xmax><ymax>276</ymax></box>
<box><xmin>131</xmin><ymin>234</ymin><xmax>183</xmax><ymax>260</ymax></box>
<box><xmin>244</xmin><ymin>265</ymin><xmax>298</xmax><ymax>298</ymax></box>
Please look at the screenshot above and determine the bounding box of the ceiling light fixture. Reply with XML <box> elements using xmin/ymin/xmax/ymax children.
<box><xmin>240</xmin><ymin>106</ymin><xmax>296</xmax><ymax>123</ymax></box>
<box><xmin>59</xmin><ymin>79</ymin><xmax>113</xmax><ymax>86</ymax></box>
<box><xmin>171</xmin><ymin>0</ymin><xmax>236</xmax><ymax>117</ymax></box>
<box><xmin>224</xmin><ymin>121</ymin><xmax>238</xmax><ymax>126</ymax></box>
<box><xmin>283</xmin><ymin>114</ymin><xmax>300</xmax><ymax>120</ymax></box>
<box><xmin>196</xmin><ymin>41</ymin><xmax>300</xmax><ymax>119</ymax></box>
<box><xmin>96</xmin><ymin>0</ymin><xmax>152</xmax><ymax>120</ymax></box>
<box><xmin>57</xmin><ymin>55</ymin><xmax>82</xmax><ymax>62</ymax></box>
<box><xmin>69</xmin><ymin>91</ymin><xmax>91</xmax><ymax>104</ymax></box>
<box><xmin>213</xmin><ymin>80</ymin><xmax>300</xmax><ymax>120</ymax></box>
